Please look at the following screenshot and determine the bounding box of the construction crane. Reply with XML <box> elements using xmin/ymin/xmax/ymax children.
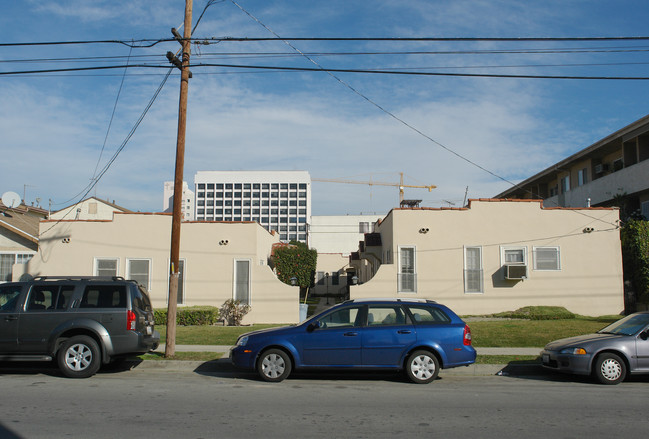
<box><xmin>312</xmin><ymin>172</ymin><xmax>436</xmax><ymax>204</ymax></box>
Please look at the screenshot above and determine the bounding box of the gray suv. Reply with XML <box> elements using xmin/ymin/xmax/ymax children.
<box><xmin>0</xmin><ymin>276</ymin><xmax>160</xmax><ymax>378</ymax></box>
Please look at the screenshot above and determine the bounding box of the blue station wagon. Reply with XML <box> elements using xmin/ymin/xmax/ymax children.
<box><xmin>230</xmin><ymin>298</ymin><xmax>476</xmax><ymax>383</ymax></box>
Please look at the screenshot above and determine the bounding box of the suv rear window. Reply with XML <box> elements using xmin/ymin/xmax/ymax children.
<box><xmin>27</xmin><ymin>285</ymin><xmax>75</xmax><ymax>311</ymax></box>
<box><xmin>80</xmin><ymin>285</ymin><xmax>127</xmax><ymax>308</ymax></box>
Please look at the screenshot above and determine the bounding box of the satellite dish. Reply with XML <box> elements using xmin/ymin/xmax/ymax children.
<box><xmin>2</xmin><ymin>191</ymin><xmax>22</xmax><ymax>208</ymax></box>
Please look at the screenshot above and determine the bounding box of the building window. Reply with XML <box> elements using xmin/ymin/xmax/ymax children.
<box><xmin>398</xmin><ymin>246</ymin><xmax>416</xmax><ymax>293</ymax></box>
<box><xmin>95</xmin><ymin>258</ymin><xmax>118</xmax><ymax>277</ymax></box>
<box><xmin>359</xmin><ymin>222</ymin><xmax>370</xmax><ymax>233</ymax></box>
<box><xmin>642</xmin><ymin>201</ymin><xmax>649</xmax><ymax>220</ymax></box>
<box><xmin>127</xmin><ymin>259</ymin><xmax>151</xmax><ymax>291</ymax></box>
<box><xmin>578</xmin><ymin>168</ymin><xmax>588</xmax><ymax>186</ymax></box>
<box><xmin>0</xmin><ymin>253</ymin><xmax>34</xmax><ymax>282</ymax></box>
<box><xmin>464</xmin><ymin>247</ymin><xmax>483</xmax><ymax>293</ymax></box>
<box><xmin>501</xmin><ymin>247</ymin><xmax>527</xmax><ymax>265</ymax></box>
<box><xmin>234</xmin><ymin>259</ymin><xmax>251</xmax><ymax>305</ymax></box>
<box><xmin>533</xmin><ymin>247</ymin><xmax>561</xmax><ymax>271</ymax></box>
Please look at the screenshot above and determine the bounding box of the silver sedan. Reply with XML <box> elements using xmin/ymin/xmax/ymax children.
<box><xmin>540</xmin><ymin>312</ymin><xmax>649</xmax><ymax>384</ymax></box>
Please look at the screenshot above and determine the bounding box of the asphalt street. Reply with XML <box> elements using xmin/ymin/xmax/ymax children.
<box><xmin>2</xmin><ymin>359</ymin><xmax>648</xmax><ymax>439</ymax></box>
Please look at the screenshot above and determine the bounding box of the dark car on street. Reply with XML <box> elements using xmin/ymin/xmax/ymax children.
<box><xmin>541</xmin><ymin>311</ymin><xmax>649</xmax><ymax>384</ymax></box>
<box><xmin>0</xmin><ymin>276</ymin><xmax>159</xmax><ymax>378</ymax></box>
<box><xmin>230</xmin><ymin>298</ymin><xmax>476</xmax><ymax>383</ymax></box>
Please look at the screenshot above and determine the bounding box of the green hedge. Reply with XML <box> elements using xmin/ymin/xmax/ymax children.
<box><xmin>154</xmin><ymin>306</ymin><xmax>220</xmax><ymax>326</ymax></box>
<box><xmin>492</xmin><ymin>306</ymin><xmax>575</xmax><ymax>320</ymax></box>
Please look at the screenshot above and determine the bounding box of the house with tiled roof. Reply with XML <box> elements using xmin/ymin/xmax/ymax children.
<box><xmin>349</xmin><ymin>199</ymin><xmax>623</xmax><ymax>316</ymax></box>
<box><xmin>0</xmin><ymin>201</ymin><xmax>45</xmax><ymax>282</ymax></box>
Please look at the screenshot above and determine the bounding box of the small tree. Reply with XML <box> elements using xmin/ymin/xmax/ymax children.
<box><xmin>220</xmin><ymin>299</ymin><xmax>251</xmax><ymax>326</ymax></box>
<box><xmin>621</xmin><ymin>219</ymin><xmax>649</xmax><ymax>306</ymax></box>
<box><xmin>272</xmin><ymin>241</ymin><xmax>317</xmax><ymax>303</ymax></box>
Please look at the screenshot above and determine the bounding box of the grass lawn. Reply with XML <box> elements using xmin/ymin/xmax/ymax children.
<box><xmin>469</xmin><ymin>316</ymin><xmax>618</xmax><ymax>347</ymax></box>
<box><xmin>156</xmin><ymin>324</ymin><xmax>283</xmax><ymax>345</ymax></box>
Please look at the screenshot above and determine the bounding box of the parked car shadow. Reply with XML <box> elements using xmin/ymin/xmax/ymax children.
<box><xmin>193</xmin><ymin>358</ymin><xmax>427</xmax><ymax>384</ymax></box>
<box><xmin>0</xmin><ymin>357</ymin><xmax>144</xmax><ymax>378</ymax></box>
<box><xmin>497</xmin><ymin>360</ymin><xmax>649</xmax><ymax>385</ymax></box>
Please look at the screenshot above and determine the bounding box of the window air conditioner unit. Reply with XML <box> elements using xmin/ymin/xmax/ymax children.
<box><xmin>594</xmin><ymin>163</ymin><xmax>609</xmax><ymax>174</ymax></box>
<box><xmin>505</xmin><ymin>264</ymin><xmax>527</xmax><ymax>280</ymax></box>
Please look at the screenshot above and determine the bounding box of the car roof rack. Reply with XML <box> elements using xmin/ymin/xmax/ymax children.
<box><xmin>32</xmin><ymin>276</ymin><xmax>126</xmax><ymax>281</ymax></box>
<box><xmin>344</xmin><ymin>298</ymin><xmax>437</xmax><ymax>304</ymax></box>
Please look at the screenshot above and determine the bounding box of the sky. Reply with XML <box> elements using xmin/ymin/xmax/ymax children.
<box><xmin>3</xmin><ymin>0</ymin><xmax>649</xmax><ymax>216</ymax></box>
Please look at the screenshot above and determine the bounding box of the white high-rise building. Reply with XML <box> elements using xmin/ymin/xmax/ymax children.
<box><xmin>163</xmin><ymin>181</ymin><xmax>195</xmax><ymax>220</ymax></box>
<box><xmin>194</xmin><ymin>171</ymin><xmax>311</xmax><ymax>243</ymax></box>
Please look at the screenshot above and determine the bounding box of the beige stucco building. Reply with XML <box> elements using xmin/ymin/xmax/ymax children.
<box><xmin>350</xmin><ymin>199</ymin><xmax>624</xmax><ymax>316</ymax></box>
<box><xmin>15</xmin><ymin>213</ymin><xmax>299</xmax><ymax>324</ymax></box>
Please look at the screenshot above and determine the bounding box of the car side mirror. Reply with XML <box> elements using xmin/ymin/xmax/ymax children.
<box><xmin>307</xmin><ymin>321</ymin><xmax>322</xmax><ymax>332</ymax></box>
<box><xmin>641</xmin><ymin>331</ymin><xmax>649</xmax><ymax>341</ymax></box>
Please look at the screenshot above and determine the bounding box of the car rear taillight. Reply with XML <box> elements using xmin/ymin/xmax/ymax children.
<box><xmin>127</xmin><ymin>310</ymin><xmax>137</xmax><ymax>331</ymax></box>
<box><xmin>463</xmin><ymin>325</ymin><xmax>472</xmax><ymax>346</ymax></box>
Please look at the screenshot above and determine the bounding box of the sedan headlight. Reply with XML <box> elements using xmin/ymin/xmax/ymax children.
<box><xmin>560</xmin><ymin>347</ymin><xmax>587</xmax><ymax>355</ymax></box>
<box><xmin>236</xmin><ymin>336</ymin><xmax>249</xmax><ymax>347</ymax></box>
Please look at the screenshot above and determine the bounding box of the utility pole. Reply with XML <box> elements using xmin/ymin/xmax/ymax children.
<box><xmin>165</xmin><ymin>0</ymin><xmax>193</xmax><ymax>358</ymax></box>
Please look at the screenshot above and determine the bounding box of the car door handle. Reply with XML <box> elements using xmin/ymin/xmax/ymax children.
<box><xmin>4</xmin><ymin>316</ymin><xmax>18</xmax><ymax>321</ymax></box>
<box><xmin>397</xmin><ymin>330</ymin><xmax>412</xmax><ymax>334</ymax></box>
<box><xmin>343</xmin><ymin>332</ymin><xmax>358</xmax><ymax>337</ymax></box>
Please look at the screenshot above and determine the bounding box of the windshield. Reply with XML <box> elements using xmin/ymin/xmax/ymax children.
<box><xmin>598</xmin><ymin>313</ymin><xmax>649</xmax><ymax>336</ymax></box>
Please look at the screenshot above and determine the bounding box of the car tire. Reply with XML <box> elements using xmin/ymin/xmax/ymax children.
<box><xmin>406</xmin><ymin>350</ymin><xmax>440</xmax><ymax>384</ymax></box>
<box><xmin>593</xmin><ymin>353</ymin><xmax>626</xmax><ymax>385</ymax></box>
<box><xmin>257</xmin><ymin>349</ymin><xmax>292</xmax><ymax>382</ymax></box>
<box><xmin>57</xmin><ymin>335</ymin><xmax>101</xmax><ymax>378</ymax></box>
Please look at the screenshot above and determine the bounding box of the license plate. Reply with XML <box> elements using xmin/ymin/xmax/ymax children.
<box><xmin>542</xmin><ymin>354</ymin><xmax>549</xmax><ymax>363</ymax></box>
<box><xmin>146</xmin><ymin>326</ymin><xmax>152</xmax><ymax>335</ymax></box>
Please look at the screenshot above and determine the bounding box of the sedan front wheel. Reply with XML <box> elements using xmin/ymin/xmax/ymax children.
<box><xmin>257</xmin><ymin>349</ymin><xmax>292</xmax><ymax>382</ymax></box>
<box><xmin>593</xmin><ymin>353</ymin><xmax>626</xmax><ymax>385</ymax></box>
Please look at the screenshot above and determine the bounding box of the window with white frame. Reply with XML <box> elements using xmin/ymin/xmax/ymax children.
<box><xmin>533</xmin><ymin>247</ymin><xmax>561</xmax><ymax>271</ymax></box>
<box><xmin>127</xmin><ymin>259</ymin><xmax>151</xmax><ymax>291</ymax></box>
<box><xmin>0</xmin><ymin>252</ymin><xmax>34</xmax><ymax>282</ymax></box>
<box><xmin>234</xmin><ymin>259</ymin><xmax>251</xmax><ymax>305</ymax></box>
<box><xmin>95</xmin><ymin>258</ymin><xmax>118</xmax><ymax>277</ymax></box>
<box><xmin>501</xmin><ymin>247</ymin><xmax>527</xmax><ymax>265</ymax></box>
<box><xmin>398</xmin><ymin>246</ymin><xmax>416</xmax><ymax>293</ymax></box>
<box><xmin>642</xmin><ymin>201</ymin><xmax>649</xmax><ymax>220</ymax></box>
<box><xmin>464</xmin><ymin>246</ymin><xmax>483</xmax><ymax>293</ymax></box>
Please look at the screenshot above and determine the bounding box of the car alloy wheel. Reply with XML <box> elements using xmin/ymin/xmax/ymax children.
<box><xmin>406</xmin><ymin>350</ymin><xmax>440</xmax><ymax>384</ymax></box>
<box><xmin>594</xmin><ymin>353</ymin><xmax>626</xmax><ymax>385</ymax></box>
<box><xmin>257</xmin><ymin>348</ymin><xmax>292</xmax><ymax>382</ymax></box>
<box><xmin>57</xmin><ymin>335</ymin><xmax>101</xmax><ymax>378</ymax></box>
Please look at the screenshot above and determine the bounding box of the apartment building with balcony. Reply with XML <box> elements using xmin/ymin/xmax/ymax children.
<box><xmin>194</xmin><ymin>171</ymin><xmax>311</xmax><ymax>243</ymax></box>
<box><xmin>496</xmin><ymin>114</ymin><xmax>649</xmax><ymax>219</ymax></box>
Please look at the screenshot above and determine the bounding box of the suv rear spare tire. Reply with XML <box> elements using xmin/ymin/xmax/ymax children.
<box><xmin>57</xmin><ymin>335</ymin><xmax>101</xmax><ymax>378</ymax></box>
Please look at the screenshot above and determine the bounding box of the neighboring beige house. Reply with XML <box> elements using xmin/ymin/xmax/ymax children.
<box><xmin>0</xmin><ymin>202</ymin><xmax>47</xmax><ymax>282</ymax></box>
<box><xmin>496</xmin><ymin>114</ymin><xmax>649</xmax><ymax>218</ymax></box>
<box><xmin>350</xmin><ymin>199</ymin><xmax>624</xmax><ymax>316</ymax></box>
<box><xmin>49</xmin><ymin>197</ymin><xmax>132</xmax><ymax>221</ymax></box>
<box><xmin>14</xmin><ymin>212</ymin><xmax>299</xmax><ymax>324</ymax></box>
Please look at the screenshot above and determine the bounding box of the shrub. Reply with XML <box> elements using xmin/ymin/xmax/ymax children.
<box><xmin>220</xmin><ymin>299</ymin><xmax>251</xmax><ymax>326</ymax></box>
<box><xmin>492</xmin><ymin>306</ymin><xmax>575</xmax><ymax>320</ymax></box>
<box><xmin>154</xmin><ymin>306</ymin><xmax>220</xmax><ymax>326</ymax></box>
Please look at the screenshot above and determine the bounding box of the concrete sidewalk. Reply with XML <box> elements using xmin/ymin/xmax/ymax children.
<box><xmin>155</xmin><ymin>345</ymin><xmax>542</xmax><ymax>356</ymax></box>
